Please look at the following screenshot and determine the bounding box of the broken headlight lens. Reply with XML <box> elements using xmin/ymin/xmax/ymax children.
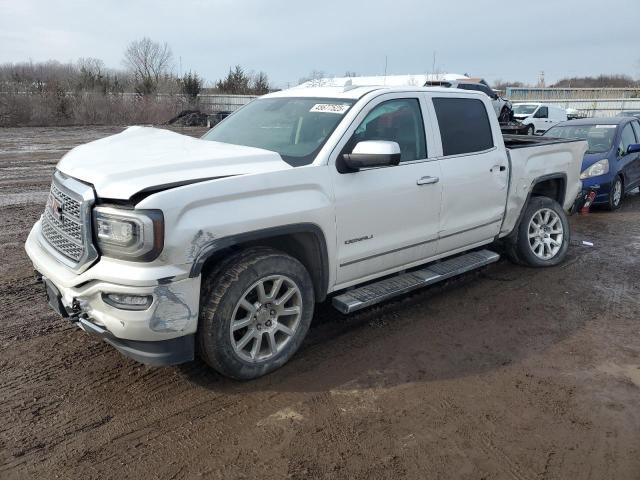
<box><xmin>580</xmin><ymin>159</ymin><xmax>609</xmax><ymax>179</ymax></box>
<box><xmin>93</xmin><ymin>207</ymin><xmax>164</xmax><ymax>261</ymax></box>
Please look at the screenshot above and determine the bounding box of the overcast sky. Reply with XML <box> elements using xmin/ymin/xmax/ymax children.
<box><xmin>1</xmin><ymin>0</ymin><xmax>638</xmax><ymax>88</ymax></box>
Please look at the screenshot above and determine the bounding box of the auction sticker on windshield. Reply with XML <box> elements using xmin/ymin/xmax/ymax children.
<box><xmin>310</xmin><ymin>104</ymin><xmax>350</xmax><ymax>114</ymax></box>
<box><xmin>595</xmin><ymin>125</ymin><xmax>617</xmax><ymax>129</ymax></box>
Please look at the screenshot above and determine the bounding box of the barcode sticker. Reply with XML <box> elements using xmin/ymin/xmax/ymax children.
<box><xmin>310</xmin><ymin>104</ymin><xmax>350</xmax><ymax>114</ymax></box>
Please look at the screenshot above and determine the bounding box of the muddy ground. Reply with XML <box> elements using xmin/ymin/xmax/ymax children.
<box><xmin>1</xmin><ymin>126</ymin><xmax>639</xmax><ymax>480</ymax></box>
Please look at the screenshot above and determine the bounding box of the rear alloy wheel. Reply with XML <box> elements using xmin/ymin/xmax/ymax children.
<box><xmin>607</xmin><ymin>176</ymin><xmax>623</xmax><ymax>210</ymax></box>
<box><xmin>527</xmin><ymin>208</ymin><xmax>564</xmax><ymax>260</ymax></box>
<box><xmin>510</xmin><ymin>196</ymin><xmax>570</xmax><ymax>267</ymax></box>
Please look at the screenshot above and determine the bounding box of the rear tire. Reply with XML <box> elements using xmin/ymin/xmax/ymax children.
<box><xmin>509</xmin><ymin>196</ymin><xmax>570</xmax><ymax>267</ymax></box>
<box><xmin>198</xmin><ymin>247</ymin><xmax>315</xmax><ymax>380</ymax></box>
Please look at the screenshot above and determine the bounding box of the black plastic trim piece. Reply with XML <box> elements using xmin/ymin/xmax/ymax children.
<box><xmin>189</xmin><ymin>223</ymin><xmax>330</xmax><ymax>300</ymax></box>
<box><xmin>79</xmin><ymin>318</ymin><xmax>194</xmax><ymax>366</ymax></box>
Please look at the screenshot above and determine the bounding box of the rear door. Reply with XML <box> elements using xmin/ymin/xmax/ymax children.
<box><xmin>428</xmin><ymin>94</ymin><xmax>509</xmax><ymax>255</ymax></box>
<box><xmin>330</xmin><ymin>93</ymin><xmax>442</xmax><ymax>287</ymax></box>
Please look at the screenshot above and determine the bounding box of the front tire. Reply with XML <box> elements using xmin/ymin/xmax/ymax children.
<box><xmin>606</xmin><ymin>175</ymin><xmax>623</xmax><ymax>210</ymax></box>
<box><xmin>526</xmin><ymin>125</ymin><xmax>535</xmax><ymax>136</ymax></box>
<box><xmin>510</xmin><ymin>196</ymin><xmax>570</xmax><ymax>267</ymax></box>
<box><xmin>198</xmin><ymin>247</ymin><xmax>315</xmax><ymax>380</ymax></box>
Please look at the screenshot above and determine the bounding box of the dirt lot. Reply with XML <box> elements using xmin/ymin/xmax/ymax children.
<box><xmin>1</xmin><ymin>126</ymin><xmax>640</xmax><ymax>480</ymax></box>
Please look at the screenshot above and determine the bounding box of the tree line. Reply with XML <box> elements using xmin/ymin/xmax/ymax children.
<box><xmin>0</xmin><ymin>37</ymin><xmax>271</xmax><ymax>126</ymax></box>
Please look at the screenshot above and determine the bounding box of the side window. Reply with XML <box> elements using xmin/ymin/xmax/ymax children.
<box><xmin>618</xmin><ymin>124</ymin><xmax>637</xmax><ymax>156</ymax></box>
<box><xmin>432</xmin><ymin>97</ymin><xmax>494</xmax><ymax>156</ymax></box>
<box><xmin>348</xmin><ymin>98</ymin><xmax>427</xmax><ymax>162</ymax></box>
<box><xmin>536</xmin><ymin>106</ymin><xmax>549</xmax><ymax>118</ymax></box>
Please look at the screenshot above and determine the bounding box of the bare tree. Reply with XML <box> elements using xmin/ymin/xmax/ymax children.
<box><xmin>123</xmin><ymin>37</ymin><xmax>173</xmax><ymax>94</ymax></box>
<box><xmin>251</xmin><ymin>71</ymin><xmax>270</xmax><ymax>94</ymax></box>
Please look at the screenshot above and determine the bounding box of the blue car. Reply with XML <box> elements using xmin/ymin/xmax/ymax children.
<box><xmin>544</xmin><ymin>117</ymin><xmax>640</xmax><ymax>209</ymax></box>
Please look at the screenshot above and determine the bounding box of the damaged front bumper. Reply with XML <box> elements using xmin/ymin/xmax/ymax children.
<box><xmin>26</xmin><ymin>220</ymin><xmax>200</xmax><ymax>366</ymax></box>
<box><xmin>570</xmin><ymin>188</ymin><xmax>598</xmax><ymax>214</ymax></box>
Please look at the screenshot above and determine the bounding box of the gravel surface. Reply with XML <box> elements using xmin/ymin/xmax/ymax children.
<box><xmin>1</xmin><ymin>127</ymin><xmax>639</xmax><ymax>479</ymax></box>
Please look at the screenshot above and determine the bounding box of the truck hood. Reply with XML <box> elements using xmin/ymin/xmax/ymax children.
<box><xmin>57</xmin><ymin>126</ymin><xmax>292</xmax><ymax>200</ymax></box>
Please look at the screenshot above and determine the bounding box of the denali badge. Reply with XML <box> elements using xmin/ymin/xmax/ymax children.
<box><xmin>345</xmin><ymin>235</ymin><xmax>373</xmax><ymax>245</ymax></box>
<box><xmin>47</xmin><ymin>194</ymin><xmax>63</xmax><ymax>222</ymax></box>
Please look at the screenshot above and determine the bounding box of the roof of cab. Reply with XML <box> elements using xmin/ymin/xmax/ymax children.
<box><xmin>263</xmin><ymin>85</ymin><xmax>482</xmax><ymax>100</ymax></box>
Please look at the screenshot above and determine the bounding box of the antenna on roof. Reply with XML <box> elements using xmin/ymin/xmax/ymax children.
<box><xmin>383</xmin><ymin>56</ymin><xmax>388</xmax><ymax>85</ymax></box>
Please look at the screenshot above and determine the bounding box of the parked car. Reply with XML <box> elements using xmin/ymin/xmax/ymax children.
<box><xmin>512</xmin><ymin>103</ymin><xmax>567</xmax><ymax>135</ymax></box>
<box><xmin>25</xmin><ymin>85</ymin><xmax>586</xmax><ymax>379</ymax></box>
<box><xmin>566</xmin><ymin>108</ymin><xmax>587</xmax><ymax>120</ymax></box>
<box><xmin>544</xmin><ymin>117</ymin><xmax>640</xmax><ymax>209</ymax></box>
<box><xmin>620</xmin><ymin>110</ymin><xmax>640</xmax><ymax>120</ymax></box>
<box><xmin>424</xmin><ymin>79</ymin><xmax>512</xmax><ymax>123</ymax></box>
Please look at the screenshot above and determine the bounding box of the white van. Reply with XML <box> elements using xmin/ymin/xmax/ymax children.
<box><xmin>512</xmin><ymin>103</ymin><xmax>567</xmax><ymax>135</ymax></box>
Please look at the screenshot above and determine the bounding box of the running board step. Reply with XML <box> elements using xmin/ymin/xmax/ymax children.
<box><xmin>332</xmin><ymin>249</ymin><xmax>500</xmax><ymax>314</ymax></box>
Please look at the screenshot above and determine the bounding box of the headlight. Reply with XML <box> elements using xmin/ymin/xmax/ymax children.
<box><xmin>93</xmin><ymin>206</ymin><xmax>164</xmax><ymax>261</ymax></box>
<box><xmin>580</xmin><ymin>159</ymin><xmax>609</xmax><ymax>179</ymax></box>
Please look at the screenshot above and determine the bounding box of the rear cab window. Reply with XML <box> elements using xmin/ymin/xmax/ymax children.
<box><xmin>432</xmin><ymin>97</ymin><xmax>494</xmax><ymax>156</ymax></box>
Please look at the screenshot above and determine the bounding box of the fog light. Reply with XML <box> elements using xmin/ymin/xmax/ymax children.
<box><xmin>102</xmin><ymin>293</ymin><xmax>153</xmax><ymax>311</ymax></box>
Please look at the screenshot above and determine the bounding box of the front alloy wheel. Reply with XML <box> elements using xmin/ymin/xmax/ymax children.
<box><xmin>198</xmin><ymin>247</ymin><xmax>315</xmax><ymax>380</ymax></box>
<box><xmin>230</xmin><ymin>275</ymin><xmax>302</xmax><ymax>363</ymax></box>
<box><xmin>608</xmin><ymin>176</ymin><xmax>622</xmax><ymax>210</ymax></box>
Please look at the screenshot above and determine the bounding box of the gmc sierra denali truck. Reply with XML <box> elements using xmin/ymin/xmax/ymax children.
<box><xmin>25</xmin><ymin>85</ymin><xmax>588</xmax><ymax>379</ymax></box>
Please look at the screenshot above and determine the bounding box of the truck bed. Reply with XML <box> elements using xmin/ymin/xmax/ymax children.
<box><xmin>499</xmin><ymin>135</ymin><xmax>587</xmax><ymax>239</ymax></box>
<box><xmin>502</xmin><ymin>134</ymin><xmax>584</xmax><ymax>149</ymax></box>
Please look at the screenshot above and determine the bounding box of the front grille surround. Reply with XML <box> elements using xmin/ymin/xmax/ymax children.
<box><xmin>39</xmin><ymin>171</ymin><xmax>98</xmax><ymax>273</ymax></box>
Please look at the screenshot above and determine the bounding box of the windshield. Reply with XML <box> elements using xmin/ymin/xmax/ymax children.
<box><xmin>513</xmin><ymin>104</ymin><xmax>538</xmax><ymax>115</ymax></box>
<box><xmin>544</xmin><ymin>124</ymin><xmax>617</xmax><ymax>154</ymax></box>
<box><xmin>202</xmin><ymin>97</ymin><xmax>355</xmax><ymax>166</ymax></box>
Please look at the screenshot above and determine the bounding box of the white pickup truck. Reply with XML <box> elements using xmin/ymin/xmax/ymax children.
<box><xmin>25</xmin><ymin>85</ymin><xmax>588</xmax><ymax>379</ymax></box>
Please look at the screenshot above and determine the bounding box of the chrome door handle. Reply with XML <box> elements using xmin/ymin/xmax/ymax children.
<box><xmin>417</xmin><ymin>176</ymin><xmax>439</xmax><ymax>185</ymax></box>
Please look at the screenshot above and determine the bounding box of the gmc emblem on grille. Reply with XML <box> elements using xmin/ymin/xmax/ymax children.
<box><xmin>46</xmin><ymin>194</ymin><xmax>63</xmax><ymax>222</ymax></box>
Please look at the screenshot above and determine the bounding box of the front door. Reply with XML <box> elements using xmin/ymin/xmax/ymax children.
<box><xmin>617</xmin><ymin>122</ymin><xmax>640</xmax><ymax>189</ymax></box>
<box><xmin>331</xmin><ymin>95</ymin><xmax>442</xmax><ymax>287</ymax></box>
